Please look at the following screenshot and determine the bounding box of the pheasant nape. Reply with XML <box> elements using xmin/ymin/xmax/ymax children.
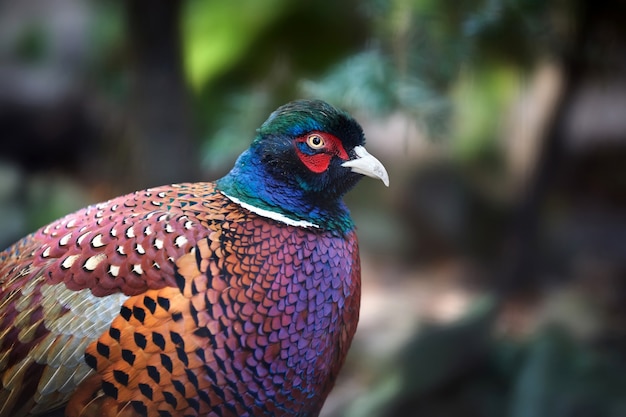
<box><xmin>0</xmin><ymin>99</ymin><xmax>388</xmax><ymax>417</ymax></box>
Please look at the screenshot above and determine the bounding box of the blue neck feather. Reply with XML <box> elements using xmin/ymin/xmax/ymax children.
<box><xmin>216</xmin><ymin>146</ymin><xmax>354</xmax><ymax>235</ymax></box>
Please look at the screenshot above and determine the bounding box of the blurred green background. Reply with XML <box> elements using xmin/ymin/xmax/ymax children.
<box><xmin>1</xmin><ymin>1</ymin><xmax>626</xmax><ymax>416</ymax></box>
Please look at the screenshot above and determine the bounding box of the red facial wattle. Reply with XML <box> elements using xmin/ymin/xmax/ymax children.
<box><xmin>295</xmin><ymin>131</ymin><xmax>349</xmax><ymax>174</ymax></box>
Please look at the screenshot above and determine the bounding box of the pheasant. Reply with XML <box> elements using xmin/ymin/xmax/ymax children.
<box><xmin>0</xmin><ymin>100</ymin><xmax>389</xmax><ymax>417</ymax></box>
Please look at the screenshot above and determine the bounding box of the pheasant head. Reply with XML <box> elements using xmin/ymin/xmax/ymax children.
<box><xmin>217</xmin><ymin>99</ymin><xmax>389</xmax><ymax>233</ymax></box>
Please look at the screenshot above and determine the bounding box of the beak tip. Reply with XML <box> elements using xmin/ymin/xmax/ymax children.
<box><xmin>374</xmin><ymin>166</ymin><xmax>390</xmax><ymax>187</ymax></box>
<box><xmin>342</xmin><ymin>145</ymin><xmax>390</xmax><ymax>187</ymax></box>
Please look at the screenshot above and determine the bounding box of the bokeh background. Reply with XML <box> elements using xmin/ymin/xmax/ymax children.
<box><xmin>1</xmin><ymin>1</ymin><xmax>626</xmax><ymax>416</ymax></box>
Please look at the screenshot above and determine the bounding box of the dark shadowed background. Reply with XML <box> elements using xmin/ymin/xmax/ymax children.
<box><xmin>1</xmin><ymin>1</ymin><xmax>625</xmax><ymax>416</ymax></box>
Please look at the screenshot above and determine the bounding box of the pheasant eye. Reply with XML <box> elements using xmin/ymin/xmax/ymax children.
<box><xmin>306</xmin><ymin>134</ymin><xmax>325</xmax><ymax>149</ymax></box>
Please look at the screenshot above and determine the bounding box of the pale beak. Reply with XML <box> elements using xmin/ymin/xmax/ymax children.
<box><xmin>342</xmin><ymin>146</ymin><xmax>389</xmax><ymax>187</ymax></box>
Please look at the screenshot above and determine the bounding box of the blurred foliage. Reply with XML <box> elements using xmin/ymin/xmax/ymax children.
<box><xmin>183</xmin><ymin>0</ymin><xmax>289</xmax><ymax>90</ymax></box>
<box><xmin>345</xmin><ymin>302</ymin><xmax>626</xmax><ymax>417</ymax></box>
<box><xmin>345</xmin><ymin>298</ymin><xmax>497</xmax><ymax>417</ymax></box>
<box><xmin>87</xmin><ymin>1</ymin><xmax>128</xmax><ymax>101</ymax></box>
<box><xmin>30</xmin><ymin>0</ymin><xmax>567</xmax><ymax>170</ymax></box>
<box><xmin>509</xmin><ymin>327</ymin><xmax>626</xmax><ymax>417</ymax></box>
<box><xmin>451</xmin><ymin>66</ymin><xmax>520</xmax><ymax>162</ymax></box>
<box><xmin>12</xmin><ymin>23</ymin><xmax>48</xmax><ymax>64</ymax></box>
<box><xmin>301</xmin><ymin>50</ymin><xmax>451</xmax><ymax>137</ymax></box>
<box><xmin>184</xmin><ymin>0</ymin><xmax>566</xmax><ymax>164</ymax></box>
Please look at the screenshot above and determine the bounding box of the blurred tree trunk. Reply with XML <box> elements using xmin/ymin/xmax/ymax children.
<box><xmin>125</xmin><ymin>0</ymin><xmax>197</xmax><ymax>189</ymax></box>
<box><xmin>500</xmin><ymin>0</ymin><xmax>626</xmax><ymax>296</ymax></box>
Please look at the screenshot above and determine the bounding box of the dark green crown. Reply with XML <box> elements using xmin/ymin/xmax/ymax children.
<box><xmin>256</xmin><ymin>100</ymin><xmax>364</xmax><ymax>149</ymax></box>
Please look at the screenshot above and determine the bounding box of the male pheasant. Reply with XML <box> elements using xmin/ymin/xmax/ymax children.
<box><xmin>0</xmin><ymin>99</ymin><xmax>389</xmax><ymax>417</ymax></box>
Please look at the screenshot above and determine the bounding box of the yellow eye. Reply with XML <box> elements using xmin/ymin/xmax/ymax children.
<box><xmin>306</xmin><ymin>134</ymin><xmax>325</xmax><ymax>149</ymax></box>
